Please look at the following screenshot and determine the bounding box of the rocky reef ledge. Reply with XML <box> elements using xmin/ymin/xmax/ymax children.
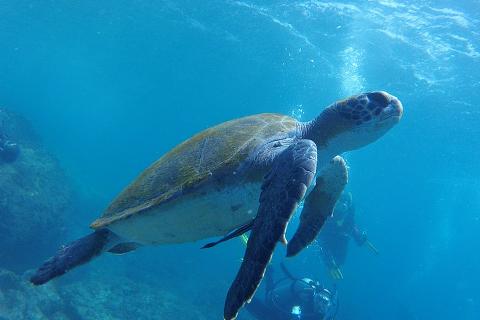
<box><xmin>0</xmin><ymin>108</ymin><xmax>73</xmax><ymax>271</ymax></box>
<box><xmin>0</xmin><ymin>268</ymin><xmax>210</xmax><ymax>320</ymax></box>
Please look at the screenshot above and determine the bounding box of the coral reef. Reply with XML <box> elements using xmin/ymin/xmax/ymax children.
<box><xmin>0</xmin><ymin>269</ymin><xmax>64</xmax><ymax>320</ymax></box>
<box><xmin>0</xmin><ymin>268</ymin><xmax>211</xmax><ymax>320</ymax></box>
<box><xmin>0</xmin><ymin>108</ymin><xmax>73</xmax><ymax>271</ymax></box>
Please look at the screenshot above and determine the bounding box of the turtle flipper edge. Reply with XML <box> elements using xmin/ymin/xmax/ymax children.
<box><xmin>287</xmin><ymin>156</ymin><xmax>348</xmax><ymax>257</ymax></box>
<box><xmin>201</xmin><ymin>221</ymin><xmax>254</xmax><ymax>249</ymax></box>
<box><xmin>30</xmin><ymin>229</ymin><xmax>113</xmax><ymax>285</ymax></box>
<box><xmin>224</xmin><ymin>139</ymin><xmax>317</xmax><ymax>320</ymax></box>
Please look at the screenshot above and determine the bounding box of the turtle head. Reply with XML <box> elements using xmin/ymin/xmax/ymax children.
<box><xmin>305</xmin><ymin>91</ymin><xmax>403</xmax><ymax>153</ymax></box>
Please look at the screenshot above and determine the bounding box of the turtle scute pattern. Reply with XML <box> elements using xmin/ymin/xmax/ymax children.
<box><xmin>91</xmin><ymin>114</ymin><xmax>298</xmax><ymax>228</ymax></box>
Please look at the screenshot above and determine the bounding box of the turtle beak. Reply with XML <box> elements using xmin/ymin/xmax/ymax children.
<box><xmin>371</xmin><ymin>91</ymin><xmax>403</xmax><ymax>124</ymax></box>
<box><xmin>380</xmin><ymin>96</ymin><xmax>403</xmax><ymax>124</ymax></box>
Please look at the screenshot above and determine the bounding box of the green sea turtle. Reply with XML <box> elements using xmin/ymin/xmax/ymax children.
<box><xmin>31</xmin><ymin>91</ymin><xmax>403</xmax><ymax>319</ymax></box>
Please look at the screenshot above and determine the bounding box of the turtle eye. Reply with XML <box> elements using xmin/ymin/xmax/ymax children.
<box><xmin>367</xmin><ymin>92</ymin><xmax>390</xmax><ymax>108</ymax></box>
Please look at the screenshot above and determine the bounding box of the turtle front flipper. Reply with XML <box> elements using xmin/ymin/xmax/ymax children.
<box><xmin>287</xmin><ymin>156</ymin><xmax>348</xmax><ymax>257</ymax></box>
<box><xmin>224</xmin><ymin>139</ymin><xmax>317</xmax><ymax>320</ymax></box>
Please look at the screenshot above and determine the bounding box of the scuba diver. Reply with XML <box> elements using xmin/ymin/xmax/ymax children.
<box><xmin>317</xmin><ymin>192</ymin><xmax>378</xmax><ymax>280</ymax></box>
<box><xmin>246</xmin><ymin>260</ymin><xmax>338</xmax><ymax>320</ymax></box>
<box><xmin>0</xmin><ymin>131</ymin><xmax>20</xmax><ymax>163</ymax></box>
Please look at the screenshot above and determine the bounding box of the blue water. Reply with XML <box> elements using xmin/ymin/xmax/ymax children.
<box><xmin>1</xmin><ymin>0</ymin><xmax>479</xmax><ymax>319</ymax></box>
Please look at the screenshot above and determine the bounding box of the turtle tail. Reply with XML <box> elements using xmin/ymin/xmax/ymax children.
<box><xmin>30</xmin><ymin>229</ymin><xmax>112</xmax><ymax>285</ymax></box>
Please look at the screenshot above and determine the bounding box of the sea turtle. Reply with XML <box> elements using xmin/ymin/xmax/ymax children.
<box><xmin>31</xmin><ymin>91</ymin><xmax>403</xmax><ymax>319</ymax></box>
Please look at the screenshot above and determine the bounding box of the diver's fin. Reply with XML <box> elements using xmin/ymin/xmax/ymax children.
<box><xmin>240</xmin><ymin>234</ymin><xmax>249</xmax><ymax>246</ymax></box>
<box><xmin>329</xmin><ymin>267</ymin><xmax>344</xmax><ymax>280</ymax></box>
<box><xmin>30</xmin><ymin>229</ymin><xmax>112</xmax><ymax>285</ymax></box>
<box><xmin>224</xmin><ymin>139</ymin><xmax>317</xmax><ymax>320</ymax></box>
<box><xmin>287</xmin><ymin>156</ymin><xmax>348</xmax><ymax>257</ymax></box>
<box><xmin>365</xmin><ymin>240</ymin><xmax>380</xmax><ymax>255</ymax></box>
<box><xmin>108</xmin><ymin>242</ymin><xmax>141</xmax><ymax>255</ymax></box>
<box><xmin>201</xmin><ymin>221</ymin><xmax>254</xmax><ymax>249</ymax></box>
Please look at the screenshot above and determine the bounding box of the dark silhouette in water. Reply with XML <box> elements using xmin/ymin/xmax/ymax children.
<box><xmin>246</xmin><ymin>262</ymin><xmax>338</xmax><ymax>320</ymax></box>
<box><xmin>318</xmin><ymin>192</ymin><xmax>379</xmax><ymax>280</ymax></box>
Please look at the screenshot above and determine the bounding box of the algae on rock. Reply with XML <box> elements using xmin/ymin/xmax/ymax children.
<box><xmin>0</xmin><ymin>108</ymin><xmax>73</xmax><ymax>271</ymax></box>
<box><xmin>0</xmin><ymin>269</ymin><xmax>212</xmax><ymax>320</ymax></box>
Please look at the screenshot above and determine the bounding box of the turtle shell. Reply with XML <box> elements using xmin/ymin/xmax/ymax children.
<box><xmin>91</xmin><ymin>113</ymin><xmax>298</xmax><ymax>229</ymax></box>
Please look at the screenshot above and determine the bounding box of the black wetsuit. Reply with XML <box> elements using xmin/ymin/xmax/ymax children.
<box><xmin>246</xmin><ymin>265</ymin><xmax>337</xmax><ymax>320</ymax></box>
<box><xmin>318</xmin><ymin>203</ymin><xmax>366</xmax><ymax>268</ymax></box>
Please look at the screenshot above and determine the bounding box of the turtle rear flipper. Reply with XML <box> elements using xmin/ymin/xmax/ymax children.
<box><xmin>30</xmin><ymin>229</ymin><xmax>113</xmax><ymax>285</ymax></box>
<box><xmin>287</xmin><ymin>156</ymin><xmax>348</xmax><ymax>257</ymax></box>
<box><xmin>224</xmin><ymin>139</ymin><xmax>317</xmax><ymax>320</ymax></box>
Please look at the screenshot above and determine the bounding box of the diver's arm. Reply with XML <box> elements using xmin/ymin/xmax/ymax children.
<box><xmin>351</xmin><ymin>226</ymin><xmax>367</xmax><ymax>246</ymax></box>
<box><xmin>351</xmin><ymin>226</ymin><xmax>379</xmax><ymax>255</ymax></box>
<box><xmin>343</xmin><ymin>206</ymin><xmax>367</xmax><ymax>246</ymax></box>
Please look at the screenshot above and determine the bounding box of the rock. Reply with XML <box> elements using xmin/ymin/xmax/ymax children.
<box><xmin>0</xmin><ymin>108</ymin><xmax>73</xmax><ymax>271</ymax></box>
<box><xmin>0</xmin><ymin>268</ymin><xmax>211</xmax><ymax>320</ymax></box>
<box><xmin>0</xmin><ymin>269</ymin><xmax>19</xmax><ymax>291</ymax></box>
<box><xmin>58</xmin><ymin>274</ymin><xmax>209</xmax><ymax>320</ymax></box>
<box><xmin>0</xmin><ymin>269</ymin><xmax>64</xmax><ymax>320</ymax></box>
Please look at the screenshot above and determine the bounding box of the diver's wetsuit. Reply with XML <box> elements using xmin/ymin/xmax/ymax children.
<box><xmin>318</xmin><ymin>202</ymin><xmax>366</xmax><ymax>269</ymax></box>
<box><xmin>246</xmin><ymin>264</ymin><xmax>337</xmax><ymax>320</ymax></box>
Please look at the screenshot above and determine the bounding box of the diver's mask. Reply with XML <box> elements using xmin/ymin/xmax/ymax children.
<box><xmin>271</xmin><ymin>277</ymin><xmax>337</xmax><ymax>319</ymax></box>
<box><xmin>314</xmin><ymin>288</ymin><xmax>338</xmax><ymax>319</ymax></box>
<box><xmin>296</xmin><ymin>278</ymin><xmax>334</xmax><ymax>319</ymax></box>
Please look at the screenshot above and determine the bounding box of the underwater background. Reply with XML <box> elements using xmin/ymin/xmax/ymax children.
<box><xmin>0</xmin><ymin>0</ymin><xmax>479</xmax><ymax>319</ymax></box>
